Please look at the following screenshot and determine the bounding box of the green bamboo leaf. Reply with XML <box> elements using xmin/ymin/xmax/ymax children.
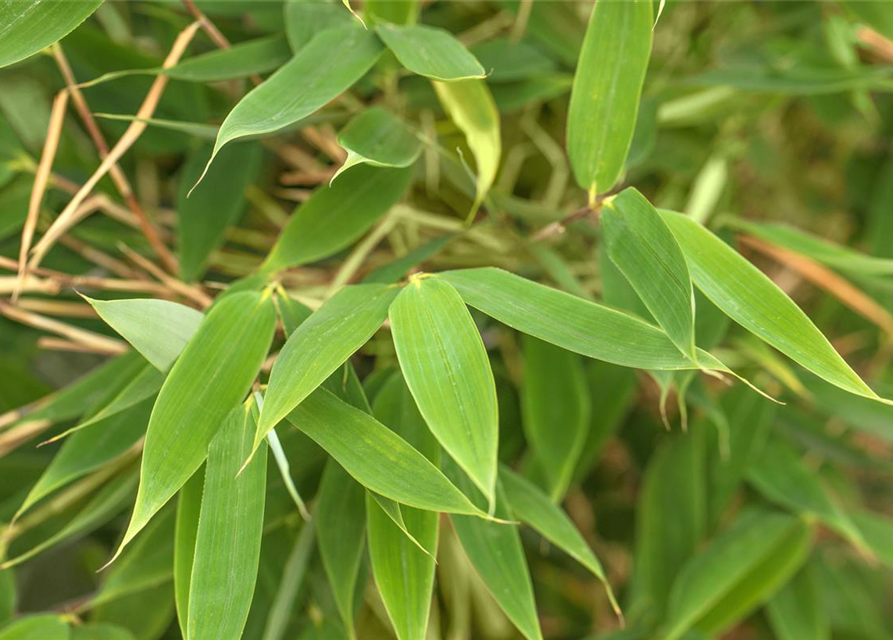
<box><xmin>377</xmin><ymin>24</ymin><xmax>485</xmax><ymax>82</ymax></box>
<box><xmin>663</xmin><ymin>509</ymin><xmax>813</xmax><ymax>640</ymax></box>
<box><xmin>567</xmin><ymin>0</ymin><xmax>653</xmax><ymax>199</ymax></box>
<box><xmin>93</xmin><ymin>113</ymin><xmax>219</xmax><ymax>139</ymax></box>
<box><xmin>187</xmin><ymin>403</ymin><xmax>267</xmax><ymax>640</ymax></box>
<box><xmin>256</xmin><ymin>284</ymin><xmax>399</xmax><ymax>451</ymax></box>
<box><xmin>390</xmin><ymin>276</ymin><xmax>499</xmax><ymax>506</ymax></box>
<box><xmin>766</xmin><ymin>564</ymin><xmax>829</xmax><ymax>640</ymax></box>
<box><xmin>659</xmin><ymin>209</ymin><xmax>885</xmax><ymax>402</ymax></box>
<box><xmin>0</xmin><ymin>0</ymin><xmax>102</xmax><ymax>68</ymax></box>
<box><xmin>15</xmin><ymin>399</ymin><xmax>151</xmax><ymax>519</ymax></box>
<box><xmin>365</xmin><ymin>0</ymin><xmax>419</xmax><ymax>26</ymax></box>
<box><xmin>177</xmin><ymin>142</ymin><xmax>264</xmax><ymax>282</ymax></box>
<box><xmin>71</xmin><ymin>624</ymin><xmax>137</xmax><ymax>640</ymax></box>
<box><xmin>471</xmin><ymin>38</ymin><xmax>557</xmax><ymax>83</ymax></box>
<box><xmin>367</xmin><ymin>373</ymin><xmax>439</xmax><ymax>640</ymax></box>
<box><xmin>439</xmin><ymin>268</ymin><xmax>719</xmax><ymax>370</ymax></box>
<box><xmin>852</xmin><ymin>509</ymin><xmax>893</xmax><ymax>570</ymax></box>
<box><xmin>520</xmin><ymin>335</ymin><xmax>590</xmax><ymax>501</ymax></box>
<box><xmin>112</xmin><ymin>291</ymin><xmax>276</xmax><ymax>562</ymax></box>
<box><xmin>746</xmin><ymin>439</ymin><xmax>867</xmax><ymax>552</ymax></box>
<box><xmin>499</xmin><ymin>465</ymin><xmax>617</xmax><ymax>615</ymax></box>
<box><xmin>362</xmin><ymin>234</ymin><xmax>454</xmax><ymax>285</ymax></box>
<box><xmin>0</xmin><ymin>615</ymin><xmax>68</xmax><ymax>640</ymax></box>
<box><xmin>91</xmin><ymin>582</ymin><xmax>175</xmax><ymax>640</ymax></box>
<box><xmin>333</xmin><ymin>108</ymin><xmax>421</xmax><ymax>182</ymax></box>
<box><xmin>85</xmin><ymin>298</ymin><xmax>204</xmax><ymax>372</ymax></box>
<box><xmin>174</xmin><ymin>469</ymin><xmax>203</xmax><ymax>639</ymax></box>
<box><xmin>286</xmin><ymin>387</ymin><xmax>485</xmax><ymax>517</ymax></box>
<box><xmin>433</xmin><ymin>79</ymin><xmax>500</xmax><ymax>217</ymax></box>
<box><xmin>3</xmin><ymin>470</ymin><xmax>138</xmax><ymax>569</ymax></box>
<box><xmin>284</xmin><ymin>0</ymin><xmax>355</xmax><ymax>52</ymax></box>
<box><xmin>262</xmin><ymin>165</ymin><xmax>412</xmax><ymax>273</ymax></box>
<box><xmin>602</xmin><ymin>189</ymin><xmax>697</xmax><ymax>361</ymax></box>
<box><xmin>198</xmin><ymin>26</ymin><xmax>382</xmax><ymax>182</ymax></box>
<box><xmin>316</xmin><ymin>459</ymin><xmax>366</xmax><ymax>639</ymax></box>
<box><xmin>89</xmin><ymin>508</ymin><xmax>174</xmax><ymax>610</ymax></box>
<box><xmin>445</xmin><ymin>460</ymin><xmax>543</xmax><ymax>640</ymax></box>
<box><xmin>166</xmin><ymin>35</ymin><xmax>292</xmax><ymax>82</ymax></box>
<box><xmin>630</xmin><ymin>428</ymin><xmax>705</xmax><ymax>621</ymax></box>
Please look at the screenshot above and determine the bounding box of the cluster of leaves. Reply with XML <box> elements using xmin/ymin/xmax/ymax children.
<box><xmin>1</xmin><ymin>1</ymin><xmax>893</xmax><ymax>640</ymax></box>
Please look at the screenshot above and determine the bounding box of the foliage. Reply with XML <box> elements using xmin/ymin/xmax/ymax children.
<box><xmin>1</xmin><ymin>1</ymin><xmax>893</xmax><ymax>639</ymax></box>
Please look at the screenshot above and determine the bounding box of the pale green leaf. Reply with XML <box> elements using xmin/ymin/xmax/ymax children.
<box><xmin>602</xmin><ymin>188</ymin><xmax>697</xmax><ymax>361</ymax></box>
<box><xmin>257</xmin><ymin>283</ymin><xmax>399</xmax><ymax>451</ymax></box>
<box><xmin>0</xmin><ymin>0</ymin><xmax>102</xmax><ymax>68</ymax></box>
<box><xmin>187</xmin><ymin>403</ymin><xmax>267</xmax><ymax>640</ymax></box>
<box><xmin>433</xmin><ymin>79</ymin><xmax>500</xmax><ymax>216</ymax></box>
<box><xmin>663</xmin><ymin>509</ymin><xmax>813</xmax><ymax>640</ymax></box>
<box><xmin>71</xmin><ymin>624</ymin><xmax>137</xmax><ymax>640</ymax></box>
<box><xmin>365</xmin><ymin>0</ymin><xmax>419</xmax><ymax>26</ymax></box>
<box><xmin>390</xmin><ymin>276</ymin><xmax>499</xmax><ymax>505</ymax></box>
<box><xmin>316</xmin><ymin>460</ymin><xmax>365</xmax><ymax>639</ymax></box>
<box><xmin>377</xmin><ymin>24</ymin><xmax>485</xmax><ymax>82</ymax></box>
<box><xmin>333</xmin><ymin>108</ymin><xmax>421</xmax><ymax>182</ymax></box>
<box><xmin>86</xmin><ymin>297</ymin><xmax>204</xmax><ymax>372</ymax></box>
<box><xmin>262</xmin><ymin>165</ymin><xmax>412</xmax><ymax>273</ymax></box>
<box><xmin>567</xmin><ymin>0</ymin><xmax>652</xmax><ymax>198</ymax></box>
<box><xmin>200</xmin><ymin>26</ymin><xmax>382</xmax><ymax>179</ymax></box>
<box><xmin>520</xmin><ymin>335</ymin><xmax>590</xmax><ymax>501</ymax></box>
<box><xmin>286</xmin><ymin>387</ymin><xmax>486</xmax><ymax>517</ymax></box>
<box><xmin>0</xmin><ymin>615</ymin><xmax>68</xmax><ymax>640</ymax></box>
<box><xmin>113</xmin><ymin>291</ymin><xmax>276</xmax><ymax>561</ymax></box>
<box><xmin>659</xmin><ymin>209</ymin><xmax>884</xmax><ymax>401</ymax></box>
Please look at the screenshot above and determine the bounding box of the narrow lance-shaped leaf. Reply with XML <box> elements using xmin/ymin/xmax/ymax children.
<box><xmin>196</xmin><ymin>26</ymin><xmax>383</xmax><ymax>184</ymax></box>
<box><xmin>390</xmin><ymin>275</ymin><xmax>499</xmax><ymax>506</ymax></box>
<box><xmin>316</xmin><ymin>459</ymin><xmax>366</xmax><ymax>640</ymax></box>
<box><xmin>256</xmin><ymin>284</ymin><xmax>399</xmax><ymax>453</ymax></box>
<box><xmin>174</xmin><ymin>469</ymin><xmax>204</xmax><ymax>639</ymax></box>
<box><xmin>187</xmin><ymin>402</ymin><xmax>267</xmax><ymax>640</ymax></box>
<box><xmin>286</xmin><ymin>387</ymin><xmax>486</xmax><ymax>517</ymax></box>
<box><xmin>433</xmin><ymin>79</ymin><xmax>501</xmax><ymax>218</ymax></box>
<box><xmin>367</xmin><ymin>373</ymin><xmax>439</xmax><ymax>640</ymax></box>
<box><xmin>602</xmin><ymin>188</ymin><xmax>697</xmax><ymax>362</ymax></box>
<box><xmin>444</xmin><ymin>459</ymin><xmax>543</xmax><ymax>640</ymax></box>
<box><xmin>284</xmin><ymin>0</ymin><xmax>355</xmax><ymax>52</ymax></box>
<box><xmin>439</xmin><ymin>268</ymin><xmax>722</xmax><ymax>370</ymax></box>
<box><xmin>567</xmin><ymin>0</ymin><xmax>653</xmax><ymax>199</ymax></box>
<box><xmin>167</xmin><ymin>34</ymin><xmax>292</xmax><ymax>82</ymax></box>
<box><xmin>659</xmin><ymin>209</ymin><xmax>886</xmax><ymax>402</ymax></box>
<box><xmin>377</xmin><ymin>24</ymin><xmax>486</xmax><ymax>82</ymax></box>
<box><xmin>499</xmin><ymin>465</ymin><xmax>619</xmax><ymax>617</ymax></box>
<box><xmin>333</xmin><ymin>108</ymin><xmax>422</xmax><ymax>183</ymax></box>
<box><xmin>0</xmin><ymin>615</ymin><xmax>68</xmax><ymax>640</ymax></box>
<box><xmin>766</xmin><ymin>564</ymin><xmax>829</xmax><ymax>640</ymax></box>
<box><xmin>261</xmin><ymin>165</ymin><xmax>413</xmax><ymax>273</ymax></box>
<box><xmin>0</xmin><ymin>0</ymin><xmax>103</xmax><ymax>68</ymax></box>
<box><xmin>111</xmin><ymin>291</ymin><xmax>276</xmax><ymax>563</ymax></box>
<box><xmin>86</xmin><ymin>297</ymin><xmax>204</xmax><ymax>372</ymax></box>
<box><xmin>520</xmin><ymin>335</ymin><xmax>590</xmax><ymax>501</ymax></box>
<box><xmin>663</xmin><ymin>509</ymin><xmax>813</xmax><ymax>640</ymax></box>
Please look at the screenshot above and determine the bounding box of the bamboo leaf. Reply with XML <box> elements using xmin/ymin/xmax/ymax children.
<box><xmin>567</xmin><ymin>0</ymin><xmax>653</xmax><ymax>198</ymax></box>
<box><xmin>284</xmin><ymin>0</ymin><xmax>355</xmax><ymax>52</ymax></box>
<box><xmin>257</xmin><ymin>284</ymin><xmax>399</xmax><ymax>451</ymax></box>
<box><xmin>367</xmin><ymin>373</ymin><xmax>439</xmax><ymax>640</ymax></box>
<box><xmin>602</xmin><ymin>189</ymin><xmax>697</xmax><ymax>361</ymax></box>
<box><xmin>286</xmin><ymin>387</ymin><xmax>486</xmax><ymax>517</ymax></box>
<box><xmin>177</xmin><ymin>142</ymin><xmax>264</xmax><ymax>282</ymax></box>
<box><xmin>499</xmin><ymin>465</ymin><xmax>617</xmax><ymax>613</ymax></box>
<box><xmin>433</xmin><ymin>79</ymin><xmax>500</xmax><ymax>216</ymax></box>
<box><xmin>262</xmin><ymin>165</ymin><xmax>412</xmax><ymax>273</ymax></box>
<box><xmin>663</xmin><ymin>509</ymin><xmax>813</xmax><ymax>640</ymax></box>
<box><xmin>520</xmin><ymin>335</ymin><xmax>589</xmax><ymax>501</ymax></box>
<box><xmin>0</xmin><ymin>615</ymin><xmax>68</xmax><ymax>640</ymax></box>
<box><xmin>316</xmin><ymin>459</ymin><xmax>366</xmax><ymax>639</ymax></box>
<box><xmin>852</xmin><ymin>509</ymin><xmax>893</xmax><ymax>570</ymax></box>
<box><xmin>377</xmin><ymin>24</ymin><xmax>485</xmax><ymax>82</ymax></box>
<box><xmin>390</xmin><ymin>276</ymin><xmax>499</xmax><ymax>505</ymax></box>
<box><xmin>0</xmin><ymin>0</ymin><xmax>102</xmax><ymax>68</ymax></box>
<box><xmin>71</xmin><ymin>624</ymin><xmax>137</xmax><ymax>640</ymax></box>
<box><xmin>187</xmin><ymin>403</ymin><xmax>267</xmax><ymax>640</ymax></box>
<box><xmin>167</xmin><ymin>35</ymin><xmax>292</xmax><ymax>82</ymax></box>
<box><xmin>766</xmin><ymin>564</ymin><xmax>829</xmax><ymax>640</ymax></box>
<box><xmin>174</xmin><ymin>469</ymin><xmax>204</xmax><ymax>639</ymax></box>
<box><xmin>444</xmin><ymin>460</ymin><xmax>543</xmax><ymax>640</ymax></box>
<box><xmin>112</xmin><ymin>291</ymin><xmax>276</xmax><ymax>561</ymax></box>
<box><xmin>200</xmin><ymin>26</ymin><xmax>383</xmax><ymax>179</ymax></box>
<box><xmin>659</xmin><ymin>209</ymin><xmax>884</xmax><ymax>401</ymax></box>
<box><xmin>439</xmin><ymin>268</ymin><xmax>720</xmax><ymax>370</ymax></box>
<box><xmin>365</xmin><ymin>0</ymin><xmax>419</xmax><ymax>26</ymax></box>
<box><xmin>333</xmin><ymin>108</ymin><xmax>421</xmax><ymax>182</ymax></box>
<box><xmin>86</xmin><ymin>298</ymin><xmax>204</xmax><ymax>372</ymax></box>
